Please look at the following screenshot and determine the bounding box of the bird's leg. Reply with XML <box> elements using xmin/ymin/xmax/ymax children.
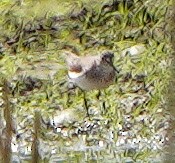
<box><xmin>101</xmin><ymin>90</ymin><xmax>107</xmax><ymax>115</ymax></box>
<box><xmin>96</xmin><ymin>90</ymin><xmax>104</xmax><ymax>114</ymax></box>
<box><xmin>102</xmin><ymin>101</ymin><xmax>106</xmax><ymax>115</ymax></box>
<box><xmin>96</xmin><ymin>90</ymin><xmax>101</xmax><ymax>100</ymax></box>
<box><xmin>83</xmin><ymin>91</ymin><xmax>90</xmax><ymax>118</ymax></box>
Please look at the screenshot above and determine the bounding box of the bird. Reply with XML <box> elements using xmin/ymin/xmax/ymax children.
<box><xmin>64</xmin><ymin>51</ymin><xmax>118</xmax><ymax>90</ymax></box>
<box><xmin>64</xmin><ymin>50</ymin><xmax>118</xmax><ymax>117</ymax></box>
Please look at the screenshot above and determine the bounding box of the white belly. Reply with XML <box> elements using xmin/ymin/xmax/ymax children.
<box><xmin>68</xmin><ymin>71</ymin><xmax>84</xmax><ymax>79</ymax></box>
<box><xmin>68</xmin><ymin>63</ymin><xmax>116</xmax><ymax>91</ymax></box>
<box><xmin>70</xmin><ymin>72</ymin><xmax>115</xmax><ymax>91</ymax></box>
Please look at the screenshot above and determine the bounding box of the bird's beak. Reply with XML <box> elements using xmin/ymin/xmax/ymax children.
<box><xmin>113</xmin><ymin>65</ymin><xmax>120</xmax><ymax>73</ymax></box>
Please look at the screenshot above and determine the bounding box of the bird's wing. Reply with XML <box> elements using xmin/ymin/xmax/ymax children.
<box><xmin>80</xmin><ymin>55</ymin><xmax>101</xmax><ymax>72</ymax></box>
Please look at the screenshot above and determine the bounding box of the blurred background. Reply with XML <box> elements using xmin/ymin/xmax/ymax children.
<box><xmin>0</xmin><ymin>0</ymin><xmax>174</xmax><ymax>162</ymax></box>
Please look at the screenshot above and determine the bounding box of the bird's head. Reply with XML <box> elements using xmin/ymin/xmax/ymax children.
<box><xmin>101</xmin><ymin>51</ymin><xmax>120</xmax><ymax>73</ymax></box>
<box><xmin>101</xmin><ymin>51</ymin><xmax>114</xmax><ymax>64</ymax></box>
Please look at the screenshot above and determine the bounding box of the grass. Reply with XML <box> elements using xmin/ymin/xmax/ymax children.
<box><xmin>0</xmin><ymin>0</ymin><xmax>173</xmax><ymax>162</ymax></box>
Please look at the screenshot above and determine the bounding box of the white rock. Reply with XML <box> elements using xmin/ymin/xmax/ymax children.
<box><xmin>122</xmin><ymin>44</ymin><xmax>146</xmax><ymax>57</ymax></box>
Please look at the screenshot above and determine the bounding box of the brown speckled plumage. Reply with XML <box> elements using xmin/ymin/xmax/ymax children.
<box><xmin>64</xmin><ymin>51</ymin><xmax>117</xmax><ymax>91</ymax></box>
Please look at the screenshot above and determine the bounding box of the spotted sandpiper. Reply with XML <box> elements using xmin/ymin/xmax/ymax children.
<box><xmin>64</xmin><ymin>50</ymin><xmax>118</xmax><ymax>116</ymax></box>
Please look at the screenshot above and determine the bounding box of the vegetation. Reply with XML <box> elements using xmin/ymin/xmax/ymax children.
<box><xmin>0</xmin><ymin>0</ymin><xmax>173</xmax><ymax>162</ymax></box>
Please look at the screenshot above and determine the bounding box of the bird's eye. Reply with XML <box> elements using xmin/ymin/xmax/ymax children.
<box><xmin>101</xmin><ymin>52</ymin><xmax>114</xmax><ymax>63</ymax></box>
<box><xmin>104</xmin><ymin>57</ymin><xmax>111</xmax><ymax>63</ymax></box>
